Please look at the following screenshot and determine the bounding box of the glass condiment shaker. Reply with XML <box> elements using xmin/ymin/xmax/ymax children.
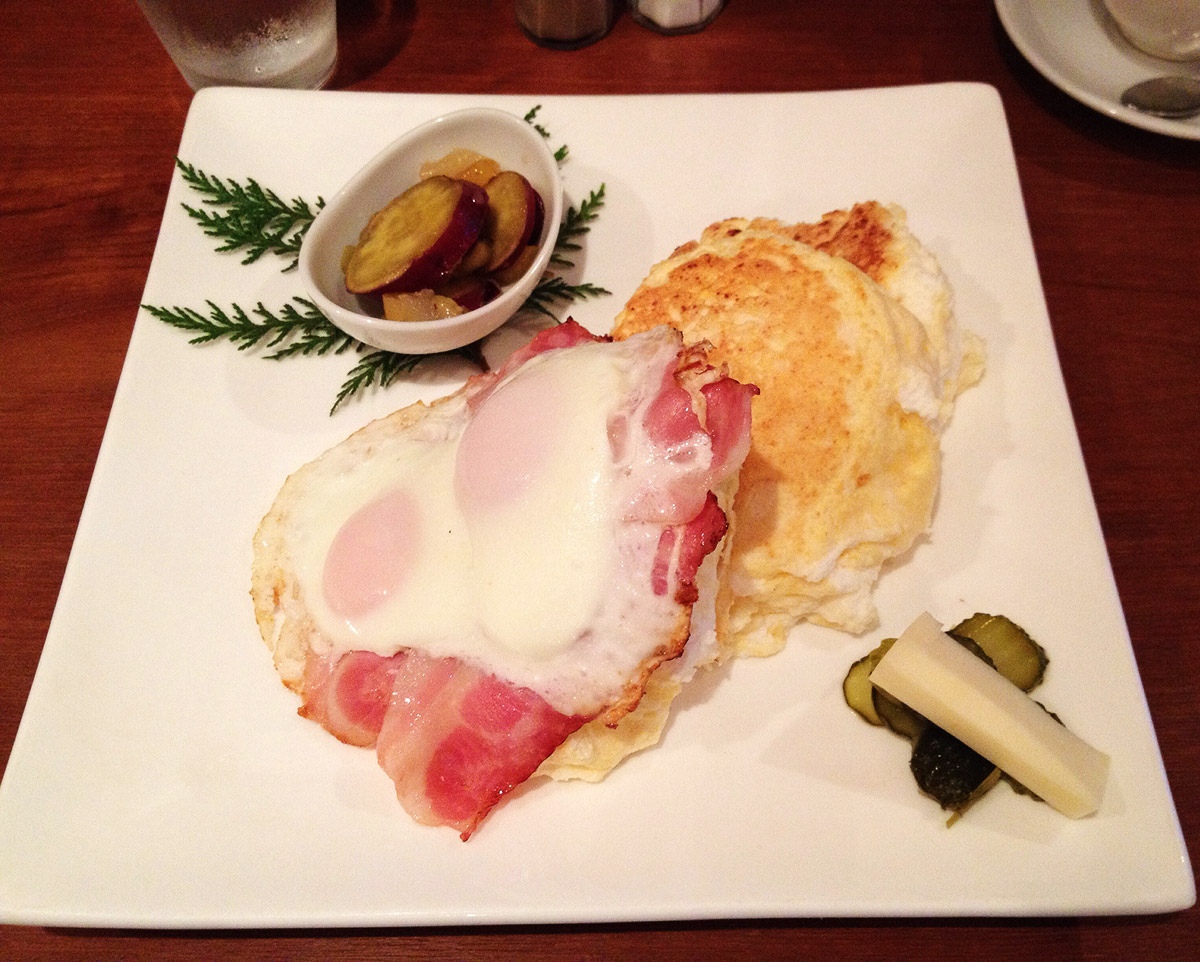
<box><xmin>515</xmin><ymin>0</ymin><xmax>616</xmax><ymax>50</ymax></box>
<box><xmin>628</xmin><ymin>0</ymin><xmax>725</xmax><ymax>34</ymax></box>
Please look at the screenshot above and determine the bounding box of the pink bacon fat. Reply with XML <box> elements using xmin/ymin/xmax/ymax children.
<box><xmin>298</xmin><ymin>649</ymin><xmax>406</xmax><ymax>748</ymax></box>
<box><xmin>376</xmin><ymin>652</ymin><xmax>589</xmax><ymax>840</ymax></box>
<box><xmin>289</xmin><ymin>321</ymin><xmax>756</xmax><ymax>838</ymax></box>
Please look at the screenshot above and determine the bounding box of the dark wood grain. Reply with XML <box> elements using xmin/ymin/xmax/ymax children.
<box><xmin>2</xmin><ymin>1</ymin><xmax>1197</xmax><ymax>958</ymax></box>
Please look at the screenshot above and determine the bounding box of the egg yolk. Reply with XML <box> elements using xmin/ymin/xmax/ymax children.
<box><xmin>454</xmin><ymin>358</ymin><xmax>562</xmax><ymax>515</ymax></box>
<box><xmin>323</xmin><ymin>488</ymin><xmax>421</xmax><ymax>621</ymax></box>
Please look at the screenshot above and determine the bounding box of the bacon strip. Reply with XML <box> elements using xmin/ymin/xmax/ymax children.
<box><xmin>651</xmin><ymin>492</ymin><xmax>729</xmax><ymax>603</ymax></box>
<box><xmin>497</xmin><ymin>318</ymin><xmax>600</xmax><ymax>373</ymax></box>
<box><xmin>299</xmin><ymin>650</ymin><xmax>407</xmax><ymax>748</ymax></box>
<box><xmin>622</xmin><ymin>353</ymin><xmax>758</xmax><ymax>526</ymax></box>
<box><xmin>375</xmin><ymin>652</ymin><xmax>590</xmax><ymax>840</ymax></box>
<box><xmin>700</xmin><ymin>376</ymin><xmax>757</xmax><ymax>481</ymax></box>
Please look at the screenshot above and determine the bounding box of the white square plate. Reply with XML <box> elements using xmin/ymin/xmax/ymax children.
<box><xmin>0</xmin><ymin>85</ymin><xmax>1193</xmax><ymax>927</ymax></box>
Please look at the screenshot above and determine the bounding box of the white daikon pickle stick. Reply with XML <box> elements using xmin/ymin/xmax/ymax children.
<box><xmin>869</xmin><ymin>612</ymin><xmax>1109</xmax><ymax>818</ymax></box>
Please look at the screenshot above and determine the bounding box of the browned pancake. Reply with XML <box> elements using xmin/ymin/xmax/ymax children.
<box><xmin>698</xmin><ymin>202</ymin><xmax>982</xmax><ymax>414</ymax></box>
<box><xmin>613</xmin><ymin>216</ymin><xmax>979</xmax><ymax>653</ymax></box>
<box><xmin>703</xmin><ymin>201</ymin><xmax>899</xmax><ymax>282</ymax></box>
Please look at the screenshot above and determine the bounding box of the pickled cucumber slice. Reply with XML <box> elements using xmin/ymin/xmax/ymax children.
<box><xmin>843</xmin><ymin>639</ymin><xmax>892</xmax><ymax>726</ymax></box>
<box><xmin>872</xmin><ymin>686</ymin><xmax>928</xmax><ymax>742</ymax></box>
<box><xmin>845</xmin><ymin>638</ymin><xmax>930</xmax><ymax>740</ymax></box>
<box><xmin>949</xmin><ymin>612</ymin><xmax>1048</xmax><ymax>692</ymax></box>
<box><xmin>910</xmin><ymin>723</ymin><xmax>1000</xmax><ymax>815</ymax></box>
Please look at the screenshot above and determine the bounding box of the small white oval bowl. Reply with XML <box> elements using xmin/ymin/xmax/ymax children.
<box><xmin>300</xmin><ymin>107</ymin><xmax>563</xmax><ymax>354</ymax></box>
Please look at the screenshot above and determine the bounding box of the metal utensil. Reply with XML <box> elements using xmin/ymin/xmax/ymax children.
<box><xmin>1119</xmin><ymin>76</ymin><xmax>1200</xmax><ymax>119</ymax></box>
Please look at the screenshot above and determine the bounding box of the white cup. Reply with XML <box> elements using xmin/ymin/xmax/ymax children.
<box><xmin>1103</xmin><ymin>0</ymin><xmax>1200</xmax><ymax>61</ymax></box>
<box><xmin>137</xmin><ymin>0</ymin><xmax>338</xmax><ymax>90</ymax></box>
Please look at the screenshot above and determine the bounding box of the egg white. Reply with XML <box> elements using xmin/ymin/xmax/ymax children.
<box><xmin>286</xmin><ymin>328</ymin><xmax>710</xmax><ymax>717</ymax></box>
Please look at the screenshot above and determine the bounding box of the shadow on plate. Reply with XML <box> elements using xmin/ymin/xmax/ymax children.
<box><xmin>330</xmin><ymin>0</ymin><xmax>417</xmax><ymax>88</ymax></box>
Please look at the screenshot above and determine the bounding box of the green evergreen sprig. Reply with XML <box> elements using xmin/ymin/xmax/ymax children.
<box><xmin>525</xmin><ymin>105</ymin><xmax>569</xmax><ymax>163</ymax></box>
<box><xmin>142</xmin><ymin>298</ymin><xmax>413</xmax><ymax>414</ymax></box>
<box><xmin>522</xmin><ymin>278</ymin><xmax>611</xmax><ymax>320</ymax></box>
<box><xmin>332</xmin><ymin>351</ymin><xmax>428</xmax><ymax>413</ymax></box>
<box><xmin>142</xmin><ymin>297</ymin><xmax>350</xmax><ymax>354</ymax></box>
<box><xmin>175</xmin><ymin>159</ymin><xmax>321</xmax><ymax>272</ymax></box>
<box><xmin>552</xmin><ymin>184</ymin><xmax>606</xmax><ymax>268</ymax></box>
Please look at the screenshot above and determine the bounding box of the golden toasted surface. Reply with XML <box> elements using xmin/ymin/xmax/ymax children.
<box><xmin>613</xmin><ymin>216</ymin><xmax>973</xmax><ymax>652</ymax></box>
<box><xmin>700</xmin><ymin>202</ymin><xmax>983</xmax><ymax>415</ymax></box>
<box><xmin>701</xmin><ymin>202</ymin><xmax>898</xmax><ymax>283</ymax></box>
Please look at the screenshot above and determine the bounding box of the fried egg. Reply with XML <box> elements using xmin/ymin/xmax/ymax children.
<box><xmin>252</xmin><ymin>323</ymin><xmax>749</xmax><ymax>722</ymax></box>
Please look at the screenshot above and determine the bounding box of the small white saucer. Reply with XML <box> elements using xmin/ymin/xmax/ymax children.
<box><xmin>996</xmin><ymin>0</ymin><xmax>1200</xmax><ymax>140</ymax></box>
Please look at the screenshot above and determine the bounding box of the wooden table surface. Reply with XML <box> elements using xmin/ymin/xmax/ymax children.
<box><xmin>2</xmin><ymin>0</ymin><xmax>1197</xmax><ymax>958</ymax></box>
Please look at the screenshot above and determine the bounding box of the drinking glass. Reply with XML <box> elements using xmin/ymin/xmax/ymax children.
<box><xmin>136</xmin><ymin>0</ymin><xmax>339</xmax><ymax>90</ymax></box>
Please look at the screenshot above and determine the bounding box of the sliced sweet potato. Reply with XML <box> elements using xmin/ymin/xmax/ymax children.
<box><xmin>483</xmin><ymin>171</ymin><xmax>541</xmax><ymax>272</ymax></box>
<box><xmin>345</xmin><ymin>176</ymin><xmax>488</xmax><ymax>295</ymax></box>
<box><xmin>489</xmin><ymin>242</ymin><xmax>540</xmax><ymax>286</ymax></box>
<box><xmin>437</xmin><ymin>275</ymin><xmax>501</xmax><ymax>312</ymax></box>
<box><xmin>449</xmin><ymin>238</ymin><xmax>492</xmax><ymax>278</ymax></box>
